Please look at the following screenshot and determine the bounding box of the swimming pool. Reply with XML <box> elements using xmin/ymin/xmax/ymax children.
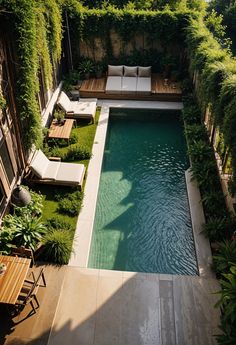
<box><xmin>88</xmin><ymin>109</ymin><xmax>198</xmax><ymax>275</ymax></box>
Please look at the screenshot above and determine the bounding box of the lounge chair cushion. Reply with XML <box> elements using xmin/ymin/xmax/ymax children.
<box><xmin>122</xmin><ymin>77</ymin><xmax>137</xmax><ymax>93</ymax></box>
<box><xmin>124</xmin><ymin>66</ymin><xmax>138</xmax><ymax>77</ymax></box>
<box><xmin>136</xmin><ymin>77</ymin><xmax>151</xmax><ymax>94</ymax></box>
<box><xmin>29</xmin><ymin>150</ymin><xmax>85</xmax><ymax>187</ymax></box>
<box><xmin>56</xmin><ymin>162</ymin><xmax>85</xmax><ymax>184</ymax></box>
<box><xmin>57</xmin><ymin>92</ymin><xmax>97</xmax><ymax>121</ymax></box>
<box><xmin>30</xmin><ymin>149</ymin><xmax>49</xmax><ymax>178</ymax></box>
<box><xmin>69</xmin><ymin>99</ymin><xmax>97</xmax><ymax>118</ymax></box>
<box><xmin>105</xmin><ymin>76</ymin><xmax>122</xmax><ymax>94</ymax></box>
<box><xmin>57</xmin><ymin>92</ymin><xmax>72</xmax><ymax>112</ymax></box>
<box><xmin>108</xmin><ymin>65</ymin><xmax>123</xmax><ymax>76</ymax></box>
<box><xmin>138</xmin><ymin>66</ymin><xmax>151</xmax><ymax>77</ymax></box>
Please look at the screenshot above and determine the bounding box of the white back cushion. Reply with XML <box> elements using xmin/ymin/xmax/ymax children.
<box><xmin>138</xmin><ymin>66</ymin><xmax>151</xmax><ymax>77</ymax></box>
<box><xmin>30</xmin><ymin>150</ymin><xmax>49</xmax><ymax>178</ymax></box>
<box><xmin>57</xmin><ymin>91</ymin><xmax>72</xmax><ymax>112</ymax></box>
<box><xmin>124</xmin><ymin>66</ymin><xmax>138</xmax><ymax>77</ymax></box>
<box><xmin>108</xmin><ymin>65</ymin><xmax>123</xmax><ymax>76</ymax></box>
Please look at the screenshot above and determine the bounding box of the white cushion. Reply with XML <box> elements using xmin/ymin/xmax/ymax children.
<box><xmin>138</xmin><ymin>66</ymin><xmax>151</xmax><ymax>77</ymax></box>
<box><xmin>30</xmin><ymin>150</ymin><xmax>49</xmax><ymax>178</ymax></box>
<box><xmin>122</xmin><ymin>77</ymin><xmax>137</xmax><ymax>93</ymax></box>
<box><xmin>56</xmin><ymin>163</ymin><xmax>85</xmax><ymax>184</ymax></box>
<box><xmin>43</xmin><ymin>161</ymin><xmax>60</xmax><ymax>180</ymax></box>
<box><xmin>108</xmin><ymin>65</ymin><xmax>123</xmax><ymax>76</ymax></box>
<box><xmin>124</xmin><ymin>66</ymin><xmax>138</xmax><ymax>77</ymax></box>
<box><xmin>57</xmin><ymin>91</ymin><xmax>72</xmax><ymax>112</ymax></box>
<box><xmin>105</xmin><ymin>76</ymin><xmax>122</xmax><ymax>94</ymax></box>
<box><xmin>70</xmin><ymin>100</ymin><xmax>97</xmax><ymax>117</ymax></box>
<box><xmin>136</xmin><ymin>77</ymin><xmax>151</xmax><ymax>94</ymax></box>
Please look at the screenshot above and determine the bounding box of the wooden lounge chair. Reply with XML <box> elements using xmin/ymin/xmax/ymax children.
<box><xmin>57</xmin><ymin>91</ymin><xmax>97</xmax><ymax>123</ymax></box>
<box><xmin>28</xmin><ymin>149</ymin><xmax>85</xmax><ymax>190</ymax></box>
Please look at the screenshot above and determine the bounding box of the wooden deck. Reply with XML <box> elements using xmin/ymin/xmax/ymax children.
<box><xmin>79</xmin><ymin>74</ymin><xmax>182</xmax><ymax>101</ymax></box>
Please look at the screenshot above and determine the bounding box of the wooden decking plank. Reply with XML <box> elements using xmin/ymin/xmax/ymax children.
<box><xmin>79</xmin><ymin>74</ymin><xmax>181</xmax><ymax>101</ymax></box>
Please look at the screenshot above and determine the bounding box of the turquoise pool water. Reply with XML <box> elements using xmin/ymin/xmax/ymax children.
<box><xmin>88</xmin><ymin>109</ymin><xmax>198</xmax><ymax>275</ymax></box>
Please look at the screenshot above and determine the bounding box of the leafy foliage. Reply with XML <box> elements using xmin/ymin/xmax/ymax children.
<box><xmin>42</xmin><ymin>229</ymin><xmax>73</xmax><ymax>265</ymax></box>
<box><xmin>57</xmin><ymin>190</ymin><xmax>84</xmax><ymax>216</ymax></box>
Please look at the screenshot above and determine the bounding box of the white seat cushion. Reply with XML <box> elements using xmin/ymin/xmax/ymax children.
<box><xmin>68</xmin><ymin>100</ymin><xmax>97</xmax><ymax>118</ymax></box>
<box><xmin>105</xmin><ymin>76</ymin><xmax>122</xmax><ymax>94</ymax></box>
<box><xmin>43</xmin><ymin>161</ymin><xmax>61</xmax><ymax>180</ymax></box>
<box><xmin>136</xmin><ymin>77</ymin><xmax>151</xmax><ymax>94</ymax></box>
<box><xmin>122</xmin><ymin>77</ymin><xmax>137</xmax><ymax>93</ymax></box>
<box><xmin>56</xmin><ymin>163</ymin><xmax>85</xmax><ymax>184</ymax></box>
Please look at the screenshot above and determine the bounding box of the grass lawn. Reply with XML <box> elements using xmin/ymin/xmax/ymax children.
<box><xmin>32</xmin><ymin>107</ymin><xmax>100</xmax><ymax>227</ymax></box>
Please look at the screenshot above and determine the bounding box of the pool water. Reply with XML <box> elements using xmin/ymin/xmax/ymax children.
<box><xmin>88</xmin><ymin>109</ymin><xmax>198</xmax><ymax>275</ymax></box>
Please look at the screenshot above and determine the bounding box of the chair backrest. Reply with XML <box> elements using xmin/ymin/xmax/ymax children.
<box><xmin>30</xmin><ymin>149</ymin><xmax>49</xmax><ymax>179</ymax></box>
<box><xmin>12</xmin><ymin>246</ymin><xmax>35</xmax><ymax>265</ymax></box>
<box><xmin>21</xmin><ymin>278</ymin><xmax>39</xmax><ymax>305</ymax></box>
<box><xmin>57</xmin><ymin>91</ymin><xmax>72</xmax><ymax>112</ymax></box>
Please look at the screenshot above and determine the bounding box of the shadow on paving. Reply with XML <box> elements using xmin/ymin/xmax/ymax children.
<box><xmin>0</xmin><ymin>264</ymin><xmax>66</xmax><ymax>345</ymax></box>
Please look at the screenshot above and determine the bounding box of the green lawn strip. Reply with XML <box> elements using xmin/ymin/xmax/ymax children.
<box><xmin>28</xmin><ymin>108</ymin><xmax>100</xmax><ymax>263</ymax></box>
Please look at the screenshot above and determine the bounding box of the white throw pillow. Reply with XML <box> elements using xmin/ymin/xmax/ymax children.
<box><xmin>124</xmin><ymin>66</ymin><xmax>138</xmax><ymax>77</ymax></box>
<box><xmin>108</xmin><ymin>65</ymin><xmax>123</xmax><ymax>76</ymax></box>
<box><xmin>138</xmin><ymin>66</ymin><xmax>151</xmax><ymax>77</ymax></box>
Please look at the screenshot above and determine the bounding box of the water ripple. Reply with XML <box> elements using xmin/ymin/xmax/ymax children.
<box><xmin>89</xmin><ymin>115</ymin><xmax>198</xmax><ymax>275</ymax></box>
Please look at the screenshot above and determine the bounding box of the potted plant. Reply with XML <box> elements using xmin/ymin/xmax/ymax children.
<box><xmin>54</xmin><ymin>110</ymin><xmax>65</xmax><ymax>125</ymax></box>
<box><xmin>95</xmin><ymin>61</ymin><xmax>104</xmax><ymax>78</ymax></box>
<box><xmin>0</xmin><ymin>263</ymin><xmax>7</xmax><ymax>275</ymax></box>
<box><xmin>78</xmin><ymin>59</ymin><xmax>94</xmax><ymax>79</ymax></box>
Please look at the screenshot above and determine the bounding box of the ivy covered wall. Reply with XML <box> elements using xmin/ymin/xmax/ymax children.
<box><xmin>65</xmin><ymin>4</ymin><xmax>198</xmax><ymax>69</ymax></box>
<box><xmin>185</xmin><ymin>15</ymin><xmax>236</xmax><ymax>194</ymax></box>
<box><xmin>0</xmin><ymin>0</ymin><xmax>62</xmax><ymax>151</ymax></box>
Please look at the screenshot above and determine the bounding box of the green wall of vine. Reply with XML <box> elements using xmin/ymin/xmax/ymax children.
<box><xmin>185</xmin><ymin>16</ymin><xmax>236</xmax><ymax>193</ymax></box>
<box><xmin>1</xmin><ymin>0</ymin><xmax>63</xmax><ymax>150</ymax></box>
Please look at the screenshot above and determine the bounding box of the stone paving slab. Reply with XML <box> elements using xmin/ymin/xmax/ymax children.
<box><xmin>48</xmin><ymin>267</ymin><xmax>221</xmax><ymax>345</ymax></box>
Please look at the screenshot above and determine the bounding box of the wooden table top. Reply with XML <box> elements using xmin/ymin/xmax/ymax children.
<box><xmin>48</xmin><ymin>119</ymin><xmax>75</xmax><ymax>140</ymax></box>
<box><xmin>0</xmin><ymin>255</ymin><xmax>31</xmax><ymax>304</ymax></box>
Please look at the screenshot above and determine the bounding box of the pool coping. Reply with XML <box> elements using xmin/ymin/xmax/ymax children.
<box><xmin>69</xmin><ymin>100</ymin><xmax>213</xmax><ymax>278</ymax></box>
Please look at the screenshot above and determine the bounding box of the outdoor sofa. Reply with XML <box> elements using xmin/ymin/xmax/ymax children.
<box><xmin>105</xmin><ymin>65</ymin><xmax>151</xmax><ymax>95</ymax></box>
<box><xmin>28</xmin><ymin>149</ymin><xmax>85</xmax><ymax>189</ymax></box>
<box><xmin>57</xmin><ymin>91</ymin><xmax>97</xmax><ymax>123</ymax></box>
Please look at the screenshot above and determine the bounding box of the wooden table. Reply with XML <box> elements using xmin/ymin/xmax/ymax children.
<box><xmin>48</xmin><ymin>119</ymin><xmax>75</xmax><ymax>140</ymax></box>
<box><xmin>0</xmin><ymin>255</ymin><xmax>31</xmax><ymax>304</ymax></box>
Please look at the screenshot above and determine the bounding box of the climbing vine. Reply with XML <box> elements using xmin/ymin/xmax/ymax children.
<box><xmin>1</xmin><ymin>0</ymin><xmax>63</xmax><ymax>150</ymax></box>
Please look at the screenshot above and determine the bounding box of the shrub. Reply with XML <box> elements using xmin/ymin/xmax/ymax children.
<box><xmin>13</xmin><ymin>215</ymin><xmax>46</xmax><ymax>250</ymax></box>
<box><xmin>42</xmin><ymin>229</ymin><xmax>73</xmax><ymax>264</ymax></box>
<box><xmin>213</xmin><ymin>240</ymin><xmax>236</xmax><ymax>275</ymax></box>
<box><xmin>45</xmin><ymin>217</ymin><xmax>73</xmax><ymax>231</ymax></box>
<box><xmin>63</xmin><ymin>145</ymin><xmax>91</xmax><ymax>161</ymax></box>
<box><xmin>203</xmin><ymin>217</ymin><xmax>228</xmax><ymax>242</ymax></box>
<box><xmin>57</xmin><ymin>191</ymin><xmax>83</xmax><ymax>216</ymax></box>
<box><xmin>0</xmin><ymin>228</ymin><xmax>14</xmax><ymax>255</ymax></box>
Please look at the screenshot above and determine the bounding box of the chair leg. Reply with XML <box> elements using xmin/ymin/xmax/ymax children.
<box><xmin>33</xmin><ymin>294</ymin><xmax>40</xmax><ymax>309</ymax></box>
<box><xmin>30</xmin><ymin>300</ymin><xmax>36</xmax><ymax>314</ymax></box>
<box><xmin>41</xmin><ymin>271</ymin><xmax>46</xmax><ymax>287</ymax></box>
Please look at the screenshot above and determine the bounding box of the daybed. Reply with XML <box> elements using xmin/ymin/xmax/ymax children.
<box><xmin>28</xmin><ymin>149</ymin><xmax>85</xmax><ymax>189</ymax></box>
<box><xmin>105</xmin><ymin>65</ymin><xmax>151</xmax><ymax>95</ymax></box>
<box><xmin>57</xmin><ymin>91</ymin><xmax>97</xmax><ymax>123</ymax></box>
